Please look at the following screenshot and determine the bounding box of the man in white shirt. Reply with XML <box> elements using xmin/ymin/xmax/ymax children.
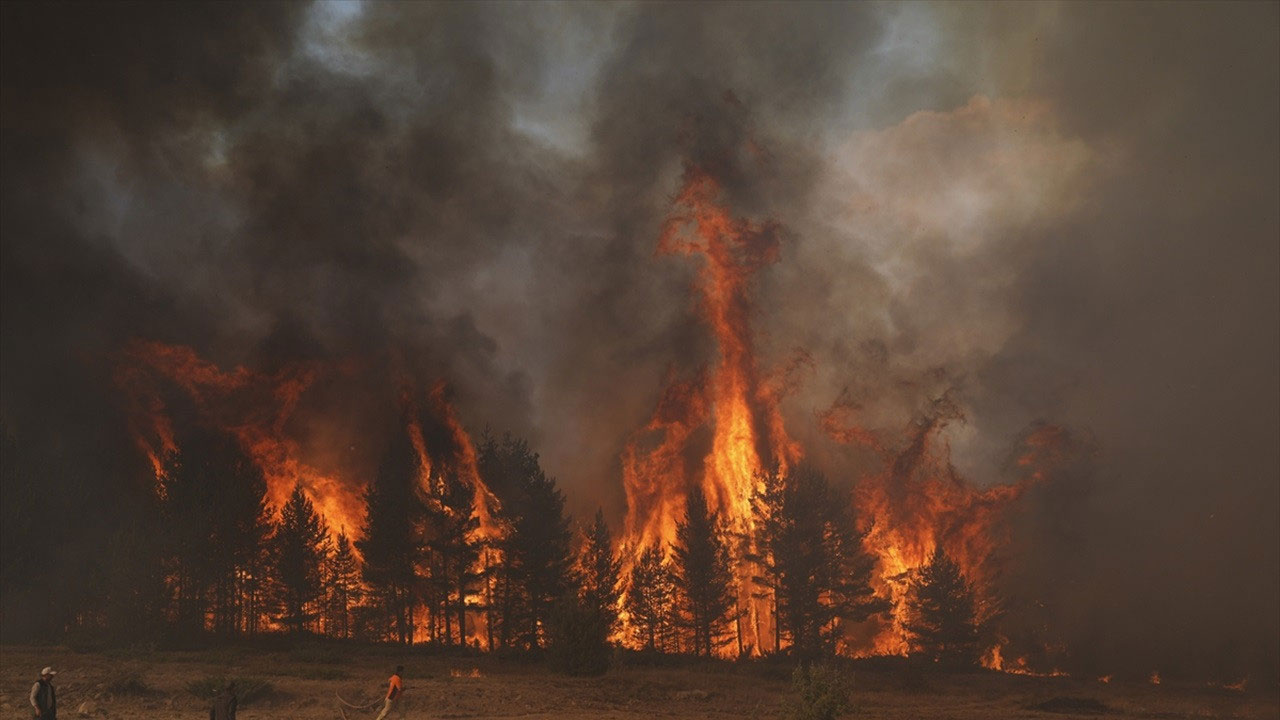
<box><xmin>30</xmin><ymin>666</ymin><xmax>57</xmax><ymax>719</ymax></box>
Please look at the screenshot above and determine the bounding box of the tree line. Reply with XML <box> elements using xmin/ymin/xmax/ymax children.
<box><xmin>1</xmin><ymin>420</ymin><xmax>991</xmax><ymax>671</ymax></box>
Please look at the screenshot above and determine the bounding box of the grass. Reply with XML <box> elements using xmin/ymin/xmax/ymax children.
<box><xmin>291</xmin><ymin>666</ymin><xmax>350</xmax><ymax>680</ymax></box>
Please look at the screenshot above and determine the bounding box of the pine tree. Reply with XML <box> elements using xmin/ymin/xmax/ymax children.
<box><xmin>271</xmin><ymin>485</ymin><xmax>329</xmax><ymax>634</ymax></box>
<box><xmin>358</xmin><ymin>429</ymin><xmax>424</xmax><ymax>644</ymax></box>
<box><xmin>423</xmin><ymin>466</ymin><xmax>481</xmax><ymax>646</ymax></box>
<box><xmin>159</xmin><ymin>420</ymin><xmax>270</xmax><ymax>638</ymax></box>
<box><xmin>904</xmin><ymin>547</ymin><xmax>982</xmax><ymax>668</ymax></box>
<box><xmin>478</xmin><ymin>432</ymin><xmax>572</xmax><ymax>650</ymax></box>
<box><xmin>750</xmin><ymin>466</ymin><xmax>788</xmax><ymax>655</ymax></box>
<box><xmin>753</xmin><ymin>465</ymin><xmax>885</xmax><ymax>659</ymax></box>
<box><xmin>672</xmin><ymin>484</ymin><xmax>734</xmax><ymax>657</ymax></box>
<box><xmin>577</xmin><ymin>509</ymin><xmax>622</xmax><ymax>636</ymax></box>
<box><xmin>324</xmin><ymin>530</ymin><xmax>361</xmax><ymax>639</ymax></box>
<box><xmin>624</xmin><ymin>544</ymin><xmax>677</xmax><ymax>652</ymax></box>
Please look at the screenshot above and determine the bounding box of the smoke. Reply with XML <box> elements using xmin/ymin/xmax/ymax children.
<box><xmin>2</xmin><ymin>2</ymin><xmax>1275</xmax><ymax>675</ymax></box>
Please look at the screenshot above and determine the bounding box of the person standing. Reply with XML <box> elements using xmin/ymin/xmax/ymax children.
<box><xmin>29</xmin><ymin>666</ymin><xmax>56</xmax><ymax>719</ymax></box>
<box><xmin>209</xmin><ymin>680</ymin><xmax>236</xmax><ymax>720</ymax></box>
<box><xmin>374</xmin><ymin>665</ymin><xmax>403</xmax><ymax>720</ymax></box>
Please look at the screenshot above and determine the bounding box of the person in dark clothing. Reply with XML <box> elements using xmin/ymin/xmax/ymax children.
<box><xmin>29</xmin><ymin>666</ymin><xmax>56</xmax><ymax>719</ymax></box>
<box><xmin>209</xmin><ymin>680</ymin><xmax>236</xmax><ymax>720</ymax></box>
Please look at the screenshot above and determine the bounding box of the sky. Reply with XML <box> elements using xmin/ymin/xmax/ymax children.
<box><xmin>2</xmin><ymin>1</ymin><xmax>1277</xmax><ymax>675</ymax></box>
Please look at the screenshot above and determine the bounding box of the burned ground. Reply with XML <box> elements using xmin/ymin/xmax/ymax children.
<box><xmin>1</xmin><ymin>645</ymin><xmax>1275</xmax><ymax>720</ymax></box>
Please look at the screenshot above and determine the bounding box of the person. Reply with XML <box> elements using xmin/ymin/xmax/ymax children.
<box><xmin>29</xmin><ymin>666</ymin><xmax>56</xmax><ymax>719</ymax></box>
<box><xmin>209</xmin><ymin>680</ymin><xmax>237</xmax><ymax>720</ymax></box>
<box><xmin>374</xmin><ymin>665</ymin><xmax>403</xmax><ymax>720</ymax></box>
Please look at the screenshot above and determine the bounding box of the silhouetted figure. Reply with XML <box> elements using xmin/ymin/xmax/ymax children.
<box><xmin>209</xmin><ymin>680</ymin><xmax>236</xmax><ymax>720</ymax></box>
<box><xmin>29</xmin><ymin>666</ymin><xmax>56</xmax><ymax>719</ymax></box>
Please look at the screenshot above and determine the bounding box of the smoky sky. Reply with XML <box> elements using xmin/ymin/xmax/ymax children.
<box><xmin>2</xmin><ymin>2</ymin><xmax>1277</xmax><ymax>675</ymax></box>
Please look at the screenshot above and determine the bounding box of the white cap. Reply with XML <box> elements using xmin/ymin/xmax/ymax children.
<box><xmin>40</xmin><ymin>667</ymin><xmax>56</xmax><ymax>677</ymax></box>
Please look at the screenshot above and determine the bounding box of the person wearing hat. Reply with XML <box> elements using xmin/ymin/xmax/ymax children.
<box><xmin>29</xmin><ymin>666</ymin><xmax>57</xmax><ymax>719</ymax></box>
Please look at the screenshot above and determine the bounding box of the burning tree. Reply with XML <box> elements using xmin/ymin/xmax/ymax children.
<box><xmin>422</xmin><ymin>466</ymin><xmax>482</xmax><ymax>647</ymax></box>
<box><xmin>619</xmin><ymin>163</ymin><xmax>800</xmax><ymax>656</ymax></box>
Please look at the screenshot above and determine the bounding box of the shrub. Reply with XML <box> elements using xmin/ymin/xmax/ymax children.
<box><xmin>782</xmin><ymin>664</ymin><xmax>851</xmax><ymax>720</ymax></box>
<box><xmin>546</xmin><ymin>595</ymin><xmax>611</xmax><ymax>677</ymax></box>
<box><xmin>105</xmin><ymin>670</ymin><xmax>153</xmax><ymax>696</ymax></box>
<box><xmin>185</xmin><ymin>676</ymin><xmax>276</xmax><ymax>706</ymax></box>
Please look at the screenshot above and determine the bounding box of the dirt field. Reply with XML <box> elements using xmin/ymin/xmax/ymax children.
<box><xmin>0</xmin><ymin>645</ymin><xmax>1274</xmax><ymax>719</ymax></box>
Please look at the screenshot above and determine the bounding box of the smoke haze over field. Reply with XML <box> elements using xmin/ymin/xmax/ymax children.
<box><xmin>2</xmin><ymin>2</ymin><xmax>1277</xmax><ymax>677</ymax></box>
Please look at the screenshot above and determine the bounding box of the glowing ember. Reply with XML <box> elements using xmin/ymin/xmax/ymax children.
<box><xmin>1221</xmin><ymin>678</ymin><xmax>1247</xmax><ymax>692</ymax></box>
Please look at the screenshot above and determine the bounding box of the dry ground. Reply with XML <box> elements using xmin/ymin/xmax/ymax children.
<box><xmin>0</xmin><ymin>645</ymin><xmax>1274</xmax><ymax>720</ymax></box>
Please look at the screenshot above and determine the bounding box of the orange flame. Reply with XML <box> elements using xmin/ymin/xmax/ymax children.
<box><xmin>118</xmin><ymin>342</ymin><xmax>507</xmax><ymax>645</ymax></box>
<box><xmin>116</xmin><ymin>343</ymin><xmax>506</xmax><ymax>554</ymax></box>
<box><xmin>115</xmin><ymin>340</ymin><xmax>363</xmax><ymax>538</ymax></box>
<box><xmin>620</xmin><ymin>166</ymin><xmax>798</xmax><ymax>655</ymax></box>
<box><xmin>406</xmin><ymin>381</ymin><xmax>507</xmax><ymax>647</ymax></box>
<box><xmin>827</xmin><ymin>391</ymin><xmax>1070</xmax><ymax>664</ymax></box>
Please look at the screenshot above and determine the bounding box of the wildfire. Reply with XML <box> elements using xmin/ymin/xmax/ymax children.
<box><xmin>112</xmin><ymin>160</ymin><xmax>1073</xmax><ymax>664</ymax></box>
<box><xmin>115</xmin><ymin>340</ymin><xmax>362</xmax><ymax>536</ymax></box>
<box><xmin>820</xmin><ymin>386</ymin><xmax>1073</xmax><ymax>664</ymax></box>
<box><xmin>848</xmin><ymin>406</ymin><xmax>1056</xmax><ymax>657</ymax></box>
<box><xmin>408</xmin><ymin>381</ymin><xmax>506</xmax><ymax>543</ymax></box>
<box><xmin>620</xmin><ymin>165</ymin><xmax>797</xmax><ymax>655</ymax></box>
<box><xmin>985</xmin><ymin>645</ymin><xmax>1068</xmax><ymax>678</ymax></box>
<box><xmin>406</xmin><ymin>381</ymin><xmax>508</xmax><ymax>647</ymax></box>
<box><xmin>115</xmin><ymin>341</ymin><xmax>505</xmax><ymax>552</ymax></box>
<box><xmin>617</xmin><ymin>159</ymin><xmax>1074</xmax><ymax>665</ymax></box>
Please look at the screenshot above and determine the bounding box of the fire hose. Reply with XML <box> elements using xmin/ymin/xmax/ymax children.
<box><xmin>336</xmin><ymin>688</ymin><xmax>411</xmax><ymax>719</ymax></box>
<box><xmin>335</xmin><ymin>691</ymin><xmax>383</xmax><ymax>719</ymax></box>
